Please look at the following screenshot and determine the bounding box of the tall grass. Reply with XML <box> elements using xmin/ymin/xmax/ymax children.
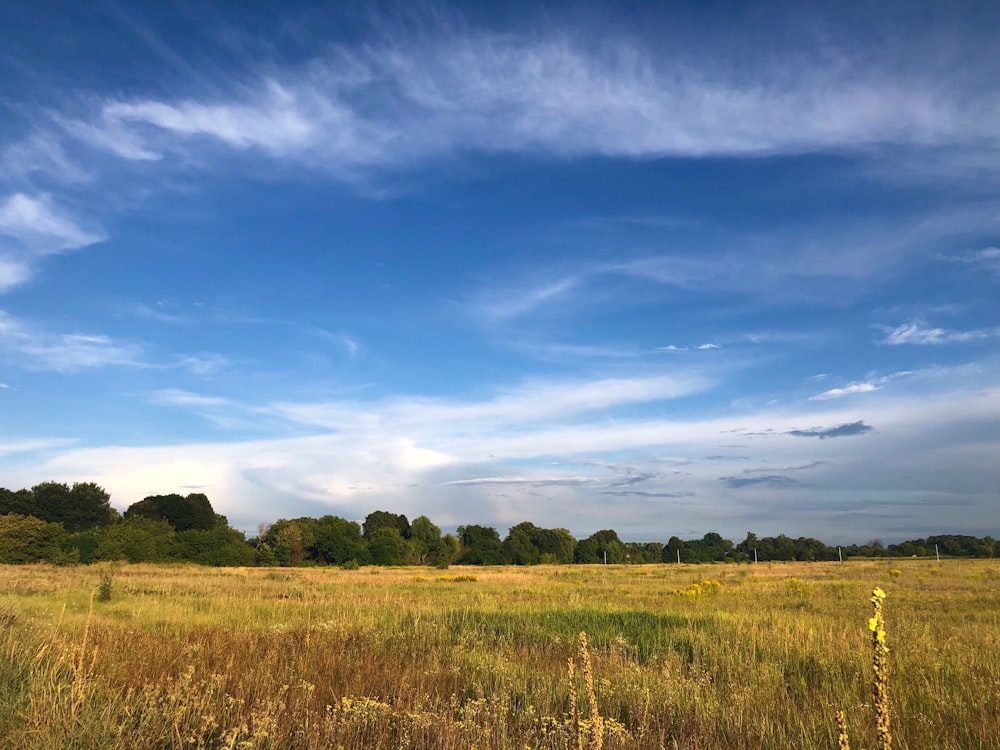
<box><xmin>1</xmin><ymin>560</ymin><xmax>998</xmax><ymax>748</ymax></box>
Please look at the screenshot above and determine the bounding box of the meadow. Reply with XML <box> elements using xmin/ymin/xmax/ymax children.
<box><xmin>1</xmin><ymin>559</ymin><xmax>998</xmax><ymax>749</ymax></box>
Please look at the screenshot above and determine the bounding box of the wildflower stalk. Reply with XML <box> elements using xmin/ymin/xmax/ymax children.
<box><xmin>835</xmin><ymin>709</ymin><xmax>851</xmax><ymax>750</ymax></box>
<box><xmin>567</xmin><ymin>632</ymin><xmax>603</xmax><ymax>750</ymax></box>
<box><xmin>568</xmin><ymin>657</ymin><xmax>581</xmax><ymax>750</ymax></box>
<box><xmin>578</xmin><ymin>632</ymin><xmax>604</xmax><ymax>750</ymax></box>
<box><xmin>869</xmin><ymin>586</ymin><xmax>891</xmax><ymax>750</ymax></box>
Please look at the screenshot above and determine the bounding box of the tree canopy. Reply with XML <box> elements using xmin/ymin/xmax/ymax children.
<box><xmin>1</xmin><ymin>479</ymin><xmax>996</xmax><ymax>568</ymax></box>
<box><xmin>124</xmin><ymin>492</ymin><xmax>218</xmax><ymax>531</ymax></box>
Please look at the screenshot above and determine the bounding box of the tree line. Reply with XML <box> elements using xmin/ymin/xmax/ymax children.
<box><xmin>1</xmin><ymin>481</ymin><xmax>996</xmax><ymax>566</ymax></box>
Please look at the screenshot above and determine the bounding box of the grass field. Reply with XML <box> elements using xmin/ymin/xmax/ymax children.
<box><xmin>2</xmin><ymin>559</ymin><xmax>998</xmax><ymax>749</ymax></box>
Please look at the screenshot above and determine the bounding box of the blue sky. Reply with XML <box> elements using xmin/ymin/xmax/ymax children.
<box><xmin>1</xmin><ymin>0</ymin><xmax>998</xmax><ymax>543</ymax></box>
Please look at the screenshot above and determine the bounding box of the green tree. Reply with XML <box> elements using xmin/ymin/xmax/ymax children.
<box><xmin>369</xmin><ymin>526</ymin><xmax>409</xmax><ymax>565</ymax></box>
<box><xmin>175</xmin><ymin>526</ymin><xmax>255</xmax><ymax>566</ymax></box>
<box><xmin>793</xmin><ymin>536</ymin><xmax>837</xmax><ymax>562</ymax></box>
<box><xmin>125</xmin><ymin>493</ymin><xmax>217</xmax><ymax>531</ymax></box>
<box><xmin>501</xmin><ymin>523</ymin><xmax>577</xmax><ymax>565</ymax></box>
<box><xmin>439</xmin><ymin>533</ymin><xmax>461</xmax><ymax>565</ymax></box>
<box><xmin>32</xmin><ymin>482</ymin><xmax>116</xmax><ymax>531</ymax></box>
<box><xmin>0</xmin><ymin>514</ymin><xmax>71</xmax><ymax>564</ymax></box>
<box><xmin>537</xmin><ymin>527</ymin><xmax>576</xmax><ymax>564</ymax></box>
<box><xmin>312</xmin><ymin>516</ymin><xmax>368</xmax><ymax>564</ymax></box>
<box><xmin>0</xmin><ymin>487</ymin><xmax>38</xmax><ymax>518</ymax></box>
<box><xmin>699</xmin><ymin>532</ymin><xmax>734</xmax><ymax>562</ymax></box>
<box><xmin>267</xmin><ymin>519</ymin><xmax>315</xmax><ymax>565</ymax></box>
<box><xmin>30</xmin><ymin>482</ymin><xmax>72</xmax><ymax>524</ymax></box>
<box><xmin>735</xmin><ymin>532</ymin><xmax>759</xmax><ymax>559</ymax></box>
<box><xmin>661</xmin><ymin>536</ymin><xmax>685</xmax><ymax>563</ymax></box>
<box><xmin>457</xmin><ymin>525</ymin><xmax>504</xmax><ymax>564</ymax></box>
<box><xmin>625</xmin><ymin>541</ymin><xmax>664</xmax><ymax>564</ymax></box>
<box><xmin>576</xmin><ymin>529</ymin><xmax>626</xmax><ymax>563</ymax></box>
<box><xmin>773</xmin><ymin>534</ymin><xmax>796</xmax><ymax>560</ymax></box>
<box><xmin>65</xmin><ymin>531</ymin><xmax>101</xmax><ymax>564</ymax></box>
<box><xmin>363</xmin><ymin>510</ymin><xmax>410</xmax><ymax>540</ymax></box>
<box><xmin>503</xmin><ymin>522</ymin><xmax>542</xmax><ymax>565</ymax></box>
<box><xmin>68</xmin><ymin>482</ymin><xmax>119</xmax><ymax>530</ymax></box>
<box><xmin>574</xmin><ymin>537</ymin><xmax>601</xmax><ymax>564</ymax></box>
<box><xmin>95</xmin><ymin>517</ymin><xmax>177</xmax><ymax>563</ymax></box>
<box><xmin>409</xmin><ymin>515</ymin><xmax>444</xmax><ymax>564</ymax></box>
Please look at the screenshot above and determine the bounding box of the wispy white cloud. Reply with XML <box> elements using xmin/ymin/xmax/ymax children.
<box><xmin>943</xmin><ymin>246</ymin><xmax>1000</xmax><ymax>277</ymax></box>
<box><xmin>0</xmin><ymin>438</ymin><xmax>76</xmax><ymax>457</ymax></box>
<box><xmin>475</xmin><ymin>275</ymin><xmax>581</xmax><ymax>321</ymax></box>
<box><xmin>0</xmin><ymin>310</ymin><xmax>233</xmax><ymax>376</ymax></box>
<box><xmin>150</xmin><ymin>389</ymin><xmax>237</xmax><ymax>409</ymax></box>
<box><xmin>306</xmin><ymin>327</ymin><xmax>361</xmax><ymax>357</ymax></box>
<box><xmin>126</xmin><ymin>302</ymin><xmax>190</xmax><ymax>324</ymax></box>
<box><xmin>809</xmin><ymin>369</ymin><xmax>921</xmax><ymax>401</ymax></box>
<box><xmin>170</xmin><ymin>354</ymin><xmax>230</xmax><ymax>376</ymax></box>
<box><xmin>0</xmin><ymin>258</ymin><xmax>31</xmax><ymax>293</ymax></box>
<box><xmin>0</xmin><ymin>193</ymin><xmax>105</xmax><ymax>292</ymax></box>
<box><xmin>463</xmin><ymin>202</ymin><xmax>1000</xmax><ymax>327</ymax></box>
<box><xmin>882</xmin><ymin>321</ymin><xmax>1000</xmax><ymax>345</ymax></box>
<box><xmin>657</xmin><ymin>343</ymin><xmax>721</xmax><ymax>352</ymax></box>
<box><xmin>102</xmin><ymin>82</ymin><xmax>318</xmax><ymax>158</ymax></box>
<box><xmin>15</xmin><ymin>20</ymin><xmax>991</xmax><ymax>186</ymax></box>
<box><xmin>615</xmin><ymin>205</ymin><xmax>1000</xmax><ymax>295</ymax></box>
<box><xmin>1</xmin><ymin>134</ymin><xmax>92</xmax><ymax>185</ymax></box>
<box><xmin>58</xmin><ymin>113</ymin><xmax>162</xmax><ymax>161</ymax></box>
<box><xmin>0</xmin><ymin>438</ymin><xmax>75</xmax><ymax>457</ymax></box>
<box><xmin>265</xmin><ymin>372</ymin><xmax>711</xmax><ymax>431</ymax></box>
<box><xmin>0</xmin><ymin>311</ymin><xmax>143</xmax><ymax>372</ymax></box>
<box><xmin>5</xmin><ymin>18</ymin><xmax>997</xmax><ymax>303</ymax></box>
<box><xmin>0</xmin><ymin>193</ymin><xmax>104</xmax><ymax>255</ymax></box>
<box><xmin>809</xmin><ymin>382</ymin><xmax>880</xmax><ymax>401</ymax></box>
<box><xmin>444</xmin><ymin>475</ymin><xmax>601</xmax><ymax>488</ymax></box>
<box><xmin>501</xmin><ymin>339</ymin><xmax>641</xmax><ymax>362</ymax></box>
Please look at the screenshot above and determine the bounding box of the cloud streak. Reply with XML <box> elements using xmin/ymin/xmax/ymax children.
<box><xmin>786</xmin><ymin>421</ymin><xmax>874</xmax><ymax>439</ymax></box>
<box><xmin>0</xmin><ymin>194</ymin><xmax>104</xmax><ymax>254</ymax></box>
<box><xmin>8</xmin><ymin>16</ymin><xmax>992</xmax><ymax>190</ymax></box>
<box><xmin>810</xmin><ymin>382</ymin><xmax>880</xmax><ymax>401</ymax></box>
<box><xmin>719</xmin><ymin>474</ymin><xmax>802</xmax><ymax>489</ymax></box>
<box><xmin>0</xmin><ymin>193</ymin><xmax>105</xmax><ymax>292</ymax></box>
<box><xmin>882</xmin><ymin>321</ymin><xmax>1000</xmax><ymax>345</ymax></box>
<box><xmin>0</xmin><ymin>311</ymin><xmax>143</xmax><ymax>372</ymax></box>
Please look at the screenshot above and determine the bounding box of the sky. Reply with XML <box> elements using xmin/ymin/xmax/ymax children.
<box><xmin>1</xmin><ymin>0</ymin><xmax>998</xmax><ymax>544</ymax></box>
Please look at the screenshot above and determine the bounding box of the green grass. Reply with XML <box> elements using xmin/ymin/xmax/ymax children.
<box><xmin>1</xmin><ymin>559</ymin><xmax>998</xmax><ymax>749</ymax></box>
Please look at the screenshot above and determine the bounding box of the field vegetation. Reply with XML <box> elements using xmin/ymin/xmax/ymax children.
<box><xmin>2</xmin><ymin>559</ymin><xmax>998</xmax><ymax>749</ymax></box>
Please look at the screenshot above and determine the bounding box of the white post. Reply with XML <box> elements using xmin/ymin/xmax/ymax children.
<box><xmin>676</xmin><ymin>549</ymin><xmax>680</xmax><ymax>564</ymax></box>
<box><xmin>603</xmin><ymin>550</ymin><xmax>607</xmax><ymax>565</ymax></box>
<box><xmin>754</xmin><ymin>548</ymin><xmax>757</xmax><ymax>563</ymax></box>
<box><xmin>936</xmin><ymin>544</ymin><xmax>940</xmax><ymax>563</ymax></box>
<box><xmin>838</xmin><ymin>546</ymin><xmax>842</xmax><ymax>563</ymax></box>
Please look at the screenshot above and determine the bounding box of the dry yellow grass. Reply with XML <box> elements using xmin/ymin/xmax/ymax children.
<box><xmin>1</xmin><ymin>559</ymin><xmax>998</xmax><ymax>749</ymax></box>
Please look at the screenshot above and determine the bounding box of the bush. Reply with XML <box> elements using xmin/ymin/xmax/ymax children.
<box><xmin>0</xmin><ymin>514</ymin><xmax>72</xmax><ymax>564</ymax></box>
